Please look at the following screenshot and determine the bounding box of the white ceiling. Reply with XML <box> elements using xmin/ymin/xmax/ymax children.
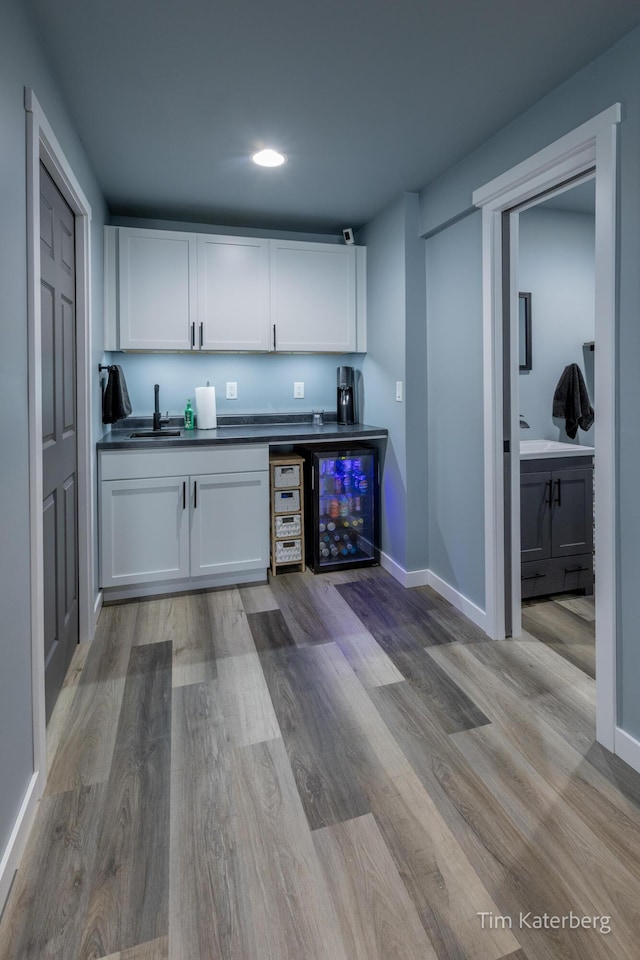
<box><xmin>26</xmin><ymin>0</ymin><xmax>640</xmax><ymax>233</ymax></box>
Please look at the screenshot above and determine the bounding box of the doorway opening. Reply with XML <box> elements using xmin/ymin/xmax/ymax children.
<box><xmin>515</xmin><ymin>177</ymin><xmax>596</xmax><ymax>682</ymax></box>
<box><xmin>473</xmin><ymin>104</ymin><xmax>620</xmax><ymax>755</ymax></box>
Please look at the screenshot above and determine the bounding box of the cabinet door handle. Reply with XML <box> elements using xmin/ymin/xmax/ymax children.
<box><xmin>565</xmin><ymin>565</ymin><xmax>589</xmax><ymax>573</ymax></box>
<box><xmin>545</xmin><ymin>480</ymin><xmax>552</xmax><ymax>506</ymax></box>
<box><xmin>193</xmin><ymin>479</ymin><xmax>197</xmax><ymax>509</ymax></box>
<box><xmin>521</xmin><ymin>572</ymin><xmax>546</xmax><ymax>581</ymax></box>
<box><xmin>273</xmin><ymin>324</ymin><xmax>277</xmax><ymax>350</ymax></box>
<box><xmin>554</xmin><ymin>478</ymin><xmax>562</xmax><ymax>506</ymax></box>
<box><xmin>199</xmin><ymin>322</ymin><xmax>204</xmax><ymax>348</ymax></box>
<box><xmin>191</xmin><ymin>322</ymin><xmax>195</xmax><ymax>348</ymax></box>
<box><xmin>182</xmin><ymin>480</ymin><xmax>186</xmax><ymax>510</ymax></box>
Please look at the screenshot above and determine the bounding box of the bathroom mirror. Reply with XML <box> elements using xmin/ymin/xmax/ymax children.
<box><xmin>519</xmin><ymin>292</ymin><xmax>532</xmax><ymax>371</ymax></box>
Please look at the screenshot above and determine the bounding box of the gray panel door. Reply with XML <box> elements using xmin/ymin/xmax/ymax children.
<box><xmin>40</xmin><ymin>163</ymin><xmax>78</xmax><ymax>722</ymax></box>
<box><xmin>551</xmin><ymin>466</ymin><xmax>594</xmax><ymax>557</ymax></box>
<box><xmin>520</xmin><ymin>470</ymin><xmax>552</xmax><ymax>562</ymax></box>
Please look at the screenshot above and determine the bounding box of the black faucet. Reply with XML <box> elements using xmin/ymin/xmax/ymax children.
<box><xmin>153</xmin><ymin>384</ymin><xmax>169</xmax><ymax>431</ymax></box>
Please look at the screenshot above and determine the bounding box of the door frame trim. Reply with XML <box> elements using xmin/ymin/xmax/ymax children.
<box><xmin>25</xmin><ymin>89</ymin><xmax>94</xmax><ymax>788</ymax></box>
<box><xmin>473</xmin><ymin>103</ymin><xmax>620</xmax><ymax>752</ymax></box>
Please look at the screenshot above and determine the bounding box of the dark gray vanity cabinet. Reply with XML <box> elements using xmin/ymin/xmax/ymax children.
<box><xmin>520</xmin><ymin>455</ymin><xmax>593</xmax><ymax>599</ymax></box>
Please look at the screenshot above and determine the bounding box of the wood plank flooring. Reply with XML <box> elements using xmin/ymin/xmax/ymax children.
<box><xmin>0</xmin><ymin>570</ymin><xmax>636</xmax><ymax>959</ymax></box>
<box><xmin>522</xmin><ymin>592</ymin><xmax>595</xmax><ymax>678</ymax></box>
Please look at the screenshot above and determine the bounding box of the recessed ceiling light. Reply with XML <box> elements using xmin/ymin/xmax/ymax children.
<box><xmin>251</xmin><ymin>148</ymin><xmax>286</xmax><ymax>167</ymax></box>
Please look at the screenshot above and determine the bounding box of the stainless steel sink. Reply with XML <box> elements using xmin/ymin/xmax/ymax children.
<box><xmin>128</xmin><ymin>430</ymin><xmax>182</xmax><ymax>439</ymax></box>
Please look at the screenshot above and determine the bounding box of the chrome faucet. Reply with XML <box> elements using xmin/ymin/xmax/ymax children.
<box><xmin>152</xmin><ymin>384</ymin><xmax>169</xmax><ymax>431</ymax></box>
<box><xmin>519</xmin><ymin>415</ymin><xmax>530</xmax><ymax>429</ymax></box>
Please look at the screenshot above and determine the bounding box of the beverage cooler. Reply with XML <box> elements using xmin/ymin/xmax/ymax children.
<box><xmin>299</xmin><ymin>445</ymin><xmax>379</xmax><ymax>573</ymax></box>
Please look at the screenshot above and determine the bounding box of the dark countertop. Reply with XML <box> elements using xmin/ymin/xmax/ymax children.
<box><xmin>97</xmin><ymin>415</ymin><xmax>388</xmax><ymax>450</ymax></box>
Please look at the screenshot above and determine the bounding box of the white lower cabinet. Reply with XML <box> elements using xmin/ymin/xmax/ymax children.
<box><xmin>101</xmin><ymin>476</ymin><xmax>190</xmax><ymax>585</ymax></box>
<box><xmin>99</xmin><ymin>445</ymin><xmax>269</xmax><ymax>595</ymax></box>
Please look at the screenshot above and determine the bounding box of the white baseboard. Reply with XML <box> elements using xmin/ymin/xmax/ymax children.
<box><xmin>0</xmin><ymin>771</ymin><xmax>41</xmax><ymax>913</ymax></box>
<box><xmin>379</xmin><ymin>551</ymin><xmax>429</xmax><ymax>588</ymax></box>
<box><xmin>379</xmin><ymin>553</ymin><xmax>489</xmax><ymax>634</ymax></box>
<box><xmin>614</xmin><ymin>727</ymin><xmax>640</xmax><ymax>775</ymax></box>
<box><xmin>425</xmin><ymin>570</ymin><xmax>489</xmax><ymax>633</ymax></box>
<box><xmin>102</xmin><ymin>569</ymin><xmax>267</xmax><ymax>603</ymax></box>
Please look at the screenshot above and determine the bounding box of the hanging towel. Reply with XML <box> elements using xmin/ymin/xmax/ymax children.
<box><xmin>552</xmin><ymin>362</ymin><xmax>594</xmax><ymax>439</ymax></box>
<box><xmin>102</xmin><ymin>364</ymin><xmax>132</xmax><ymax>424</ymax></box>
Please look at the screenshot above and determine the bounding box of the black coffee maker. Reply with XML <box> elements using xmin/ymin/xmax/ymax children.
<box><xmin>337</xmin><ymin>366</ymin><xmax>356</xmax><ymax>424</ymax></box>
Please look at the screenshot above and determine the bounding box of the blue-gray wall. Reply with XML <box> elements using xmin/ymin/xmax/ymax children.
<box><xmin>0</xmin><ymin>0</ymin><xmax>107</xmax><ymax>878</ymax></box>
<box><xmin>518</xmin><ymin>206</ymin><xmax>595</xmax><ymax>443</ymax></box>
<box><xmin>426</xmin><ymin>211</ymin><xmax>485</xmax><ymax>607</ymax></box>
<box><xmin>419</xmin><ymin>24</ymin><xmax>640</xmax><ymax>738</ymax></box>
<box><xmin>360</xmin><ymin>197</ymin><xmax>409</xmax><ymax>567</ymax></box>
<box><xmin>359</xmin><ymin>193</ymin><xmax>427</xmax><ymax>574</ymax></box>
<box><xmin>404</xmin><ymin>194</ymin><xmax>428</xmax><ymax>573</ymax></box>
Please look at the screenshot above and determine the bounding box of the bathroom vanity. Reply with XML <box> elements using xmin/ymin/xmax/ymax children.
<box><xmin>520</xmin><ymin>441</ymin><xmax>594</xmax><ymax>599</ymax></box>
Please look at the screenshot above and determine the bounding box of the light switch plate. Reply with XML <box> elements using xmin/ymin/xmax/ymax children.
<box><xmin>294</xmin><ymin>381</ymin><xmax>305</xmax><ymax>399</ymax></box>
<box><xmin>396</xmin><ymin>381</ymin><xmax>403</xmax><ymax>402</ymax></box>
<box><xmin>226</xmin><ymin>381</ymin><xmax>237</xmax><ymax>399</ymax></box>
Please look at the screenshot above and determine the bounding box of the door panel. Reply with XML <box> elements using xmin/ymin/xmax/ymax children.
<box><xmin>198</xmin><ymin>235</ymin><xmax>270</xmax><ymax>350</ymax></box>
<box><xmin>118</xmin><ymin>228</ymin><xmax>196</xmax><ymax>349</ymax></box>
<box><xmin>190</xmin><ymin>471</ymin><xmax>269</xmax><ymax>576</ymax></box>
<box><xmin>100</xmin><ymin>477</ymin><xmax>190</xmax><ymax>585</ymax></box>
<box><xmin>42</xmin><ymin>492</ymin><xmax>57</xmax><ymax>668</ymax></box>
<box><xmin>40</xmin><ymin>163</ymin><xmax>79</xmax><ymax>722</ymax></box>
<box><xmin>551</xmin><ymin>467</ymin><xmax>594</xmax><ymax>557</ymax></box>
<box><xmin>270</xmin><ymin>240</ymin><xmax>357</xmax><ymax>351</ymax></box>
<box><xmin>41</xmin><ymin>282</ymin><xmax>56</xmax><ymax>446</ymax></box>
<box><xmin>62</xmin><ymin>296</ymin><xmax>76</xmax><ymax>435</ymax></box>
<box><xmin>63</xmin><ymin>474</ymin><xmax>78</xmax><ymax>621</ymax></box>
<box><xmin>520</xmin><ymin>470</ymin><xmax>552</xmax><ymax>562</ymax></box>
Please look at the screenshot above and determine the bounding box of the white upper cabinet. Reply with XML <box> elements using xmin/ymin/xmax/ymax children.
<box><xmin>105</xmin><ymin>226</ymin><xmax>366</xmax><ymax>353</ymax></box>
<box><xmin>198</xmin><ymin>235</ymin><xmax>270</xmax><ymax>351</ymax></box>
<box><xmin>270</xmin><ymin>240</ymin><xmax>357</xmax><ymax>352</ymax></box>
<box><xmin>117</xmin><ymin>228</ymin><xmax>197</xmax><ymax>350</ymax></box>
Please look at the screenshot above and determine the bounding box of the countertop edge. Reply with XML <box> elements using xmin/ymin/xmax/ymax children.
<box><xmin>97</xmin><ymin>424</ymin><xmax>388</xmax><ymax>451</ymax></box>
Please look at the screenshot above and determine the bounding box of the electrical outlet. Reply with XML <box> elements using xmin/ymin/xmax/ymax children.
<box><xmin>294</xmin><ymin>381</ymin><xmax>305</xmax><ymax>399</ymax></box>
<box><xmin>226</xmin><ymin>381</ymin><xmax>237</xmax><ymax>399</ymax></box>
<box><xmin>396</xmin><ymin>381</ymin><xmax>403</xmax><ymax>402</ymax></box>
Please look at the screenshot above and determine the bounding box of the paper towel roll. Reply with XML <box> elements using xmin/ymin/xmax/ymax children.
<box><xmin>195</xmin><ymin>386</ymin><xmax>217</xmax><ymax>429</ymax></box>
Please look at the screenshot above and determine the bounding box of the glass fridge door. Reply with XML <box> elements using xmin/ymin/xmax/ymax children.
<box><xmin>316</xmin><ymin>448</ymin><xmax>377</xmax><ymax>569</ymax></box>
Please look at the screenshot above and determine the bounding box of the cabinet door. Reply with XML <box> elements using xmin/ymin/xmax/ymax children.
<box><xmin>100</xmin><ymin>477</ymin><xmax>190</xmax><ymax>586</ymax></box>
<box><xmin>198</xmin><ymin>235</ymin><xmax>270</xmax><ymax>350</ymax></box>
<box><xmin>270</xmin><ymin>240</ymin><xmax>356</xmax><ymax>351</ymax></box>
<box><xmin>190</xmin><ymin>471</ymin><xmax>269</xmax><ymax>576</ymax></box>
<box><xmin>118</xmin><ymin>228</ymin><xmax>197</xmax><ymax>350</ymax></box>
<box><xmin>551</xmin><ymin>466</ymin><xmax>593</xmax><ymax>557</ymax></box>
<box><xmin>520</xmin><ymin>470</ymin><xmax>552</xmax><ymax>562</ymax></box>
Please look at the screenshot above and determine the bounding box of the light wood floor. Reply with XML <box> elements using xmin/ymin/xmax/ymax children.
<box><xmin>1</xmin><ymin>568</ymin><xmax>637</xmax><ymax>959</ymax></box>
<box><xmin>522</xmin><ymin>592</ymin><xmax>595</xmax><ymax>678</ymax></box>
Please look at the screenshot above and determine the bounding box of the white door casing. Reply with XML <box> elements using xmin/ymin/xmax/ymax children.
<box><xmin>1</xmin><ymin>90</ymin><xmax>96</xmax><ymax>910</ymax></box>
<box><xmin>473</xmin><ymin>103</ymin><xmax>620</xmax><ymax>754</ymax></box>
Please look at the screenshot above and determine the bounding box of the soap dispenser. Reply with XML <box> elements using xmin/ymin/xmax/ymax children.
<box><xmin>184</xmin><ymin>398</ymin><xmax>194</xmax><ymax>430</ymax></box>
